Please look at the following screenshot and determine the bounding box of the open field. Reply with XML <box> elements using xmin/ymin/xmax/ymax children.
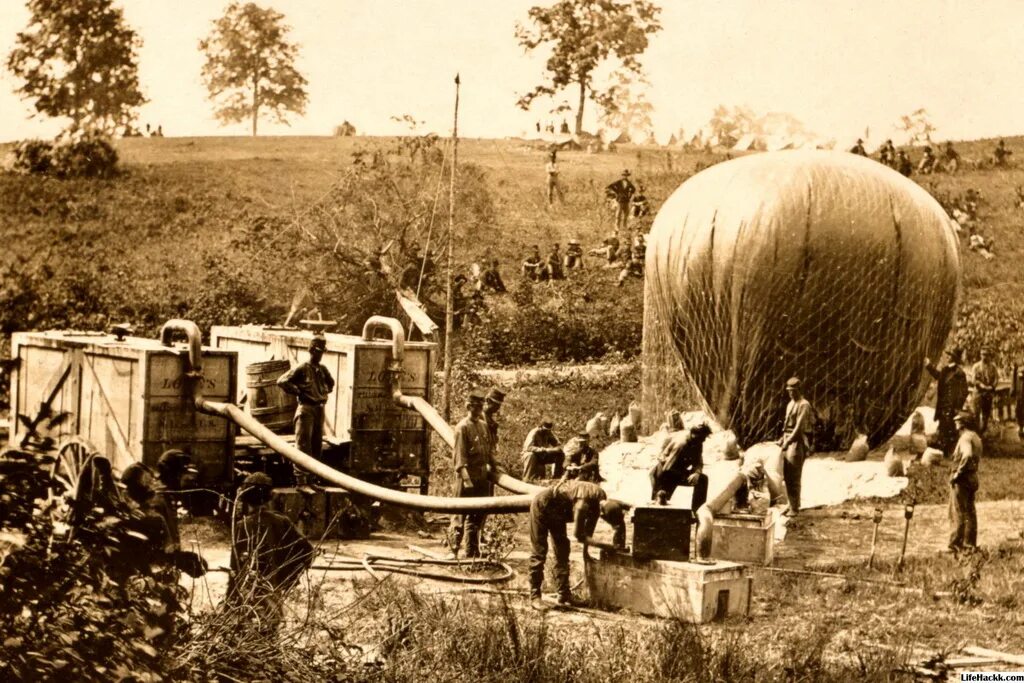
<box><xmin>4</xmin><ymin>135</ymin><xmax>1024</xmax><ymax>680</ymax></box>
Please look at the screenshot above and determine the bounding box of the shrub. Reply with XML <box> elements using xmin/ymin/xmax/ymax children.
<box><xmin>50</xmin><ymin>134</ymin><xmax>119</xmax><ymax>179</ymax></box>
<box><xmin>333</xmin><ymin>120</ymin><xmax>357</xmax><ymax>136</ymax></box>
<box><xmin>10</xmin><ymin>139</ymin><xmax>53</xmax><ymax>174</ymax></box>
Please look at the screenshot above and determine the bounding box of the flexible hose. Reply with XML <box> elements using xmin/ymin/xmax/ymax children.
<box><xmin>200</xmin><ymin>399</ymin><xmax>533</xmax><ymax>513</ymax></box>
<box><xmin>314</xmin><ymin>552</ymin><xmax>515</xmax><ymax>583</ymax></box>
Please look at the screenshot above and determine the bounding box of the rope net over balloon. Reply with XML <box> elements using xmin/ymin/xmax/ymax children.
<box><xmin>641</xmin><ymin>151</ymin><xmax>961</xmax><ymax>450</ymax></box>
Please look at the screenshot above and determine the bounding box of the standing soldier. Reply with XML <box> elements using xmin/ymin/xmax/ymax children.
<box><xmin>528</xmin><ymin>478</ymin><xmax>628</xmax><ymax>610</ymax></box>
<box><xmin>971</xmin><ymin>348</ymin><xmax>999</xmax><ymax>434</ymax></box>
<box><xmin>277</xmin><ymin>334</ymin><xmax>335</xmax><ymax>484</ymax></box>
<box><xmin>993</xmin><ymin>139</ymin><xmax>1012</xmax><ymax>167</ymax></box>
<box><xmin>448</xmin><ymin>393</ymin><xmax>496</xmax><ymax>558</ymax></box>
<box><xmin>779</xmin><ymin>377</ymin><xmax>814</xmax><ymax>516</ymax></box>
<box><xmin>546</xmin><ymin>150</ymin><xmax>565</xmax><ymax>205</ymax></box>
<box><xmin>925</xmin><ymin>349</ymin><xmax>969</xmax><ymax>455</ymax></box>
<box><xmin>605</xmin><ymin>170</ymin><xmax>636</xmax><ymax>239</ymax></box>
<box><xmin>948</xmin><ymin>412</ymin><xmax>981</xmax><ymax>553</ymax></box>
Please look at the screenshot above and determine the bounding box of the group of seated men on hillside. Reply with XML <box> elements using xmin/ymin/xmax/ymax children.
<box><xmin>932</xmin><ymin>186</ymin><xmax>997</xmax><ymax>259</ymax></box>
<box><xmin>850</xmin><ymin>138</ymin><xmax>1013</xmax><ymax>176</ymax></box>
<box><xmin>519</xmin><ymin>232</ymin><xmax>649</xmax><ymax>287</ymax></box>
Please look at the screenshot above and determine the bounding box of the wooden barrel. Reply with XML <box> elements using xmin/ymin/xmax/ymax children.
<box><xmin>246</xmin><ymin>360</ymin><xmax>297</xmax><ymax>434</ymax></box>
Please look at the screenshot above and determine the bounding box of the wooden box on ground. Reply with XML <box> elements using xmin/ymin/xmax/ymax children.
<box><xmin>211</xmin><ymin>326</ymin><xmax>435</xmax><ymax>488</ymax></box>
<box><xmin>586</xmin><ymin>550</ymin><xmax>751</xmax><ymax>622</ymax></box>
<box><xmin>711</xmin><ymin>512</ymin><xmax>775</xmax><ymax>565</ymax></box>
<box><xmin>270</xmin><ymin>486</ymin><xmax>370</xmax><ymax>541</ymax></box>
<box><xmin>10</xmin><ymin>330</ymin><xmax>236</xmax><ymax>486</ymax></box>
<box><xmin>631</xmin><ymin>505</ymin><xmax>692</xmax><ymax>562</ymax></box>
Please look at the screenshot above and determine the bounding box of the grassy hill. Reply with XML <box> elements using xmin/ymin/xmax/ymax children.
<box><xmin>2</xmin><ymin>134</ymin><xmax>1023</xmax><ymax>372</ymax></box>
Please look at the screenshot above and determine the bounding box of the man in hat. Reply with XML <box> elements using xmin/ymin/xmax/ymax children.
<box><xmin>605</xmin><ymin>170</ymin><xmax>636</xmax><ymax>236</ymax></box>
<box><xmin>521</xmin><ymin>419</ymin><xmax>564</xmax><ymax>481</ymax></box>
<box><xmin>926</xmin><ymin>349</ymin><xmax>969</xmax><ymax>455</ymax></box>
<box><xmin>942</xmin><ymin>141</ymin><xmax>960</xmax><ymax>173</ymax></box>
<box><xmin>483</xmin><ymin>387</ymin><xmax>505</xmax><ymax>449</ymax></box>
<box><xmin>993</xmin><ymin>139</ymin><xmax>1012</xmax><ymax>167</ymax></box>
<box><xmin>230</xmin><ymin>472</ymin><xmax>314</xmax><ymax>633</ymax></box>
<box><xmin>528</xmin><ymin>478</ymin><xmax>628</xmax><ymax>610</ymax></box>
<box><xmin>779</xmin><ymin>377</ymin><xmax>814</xmax><ymax>515</ymax></box>
<box><xmin>589</xmin><ymin>234</ymin><xmax>621</xmax><ymax>265</ymax></box>
<box><xmin>153</xmin><ymin>449</ymin><xmax>195</xmax><ymax>553</ymax></box>
<box><xmin>544</xmin><ymin>243</ymin><xmax>565</xmax><ymax>280</ymax></box>
<box><xmin>563</xmin><ymin>431</ymin><xmax>600</xmax><ymax>482</ymax></box>
<box><xmin>877</xmin><ymin>139</ymin><xmax>896</xmax><ymax>167</ymax></box>
<box><xmin>918</xmin><ymin>146</ymin><xmax>937</xmax><ymax>174</ymax></box>
<box><xmin>448</xmin><ymin>393</ymin><xmax>496</xmax><ymax>558</ymax></box>
<box><xmin>897</xmin><ymin>150</ymin><xmax>913</xmax><ymax>177</ymax></box>
<box><xmin>948</xmin><ymin>411</ymin><xmax>981</xmax><ymax>553</ymax></box>
<box><xmin>849</xmin><ymin>138</ymin><xmax>867</xmax><ymax>156</ymax></box>
<box><xmin>277</xmin><ymin>335</ymin><xmax>335</xmax><ymax>475</ymax></box>
<box><xmin>480</xmin><ymin>258</ymin><xmax>507</xmax><ymax>293</ymax></box>
<box><xmin>970</xmin><ymin>348</ymin><xmax>999</xmax><ymax>434</ymax></box>
<box><xmin>564</xmin><ymin>238</ymin><xmax>584</xmax><ymax>270</ymax></box>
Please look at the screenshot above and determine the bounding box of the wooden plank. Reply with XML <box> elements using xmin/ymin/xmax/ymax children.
<box><xmin>963</xmin><ymin>646</ymin><xmax>1024</xmax><ymax>666</ymax></box>
<box><xmin>18</xmin><ymin>351</ymin><xmax>73</xmax><ymax>447</ymax></box>
<box><xmin>83</xmin><ymin>356</ymin><xmax>134</xmax><ymax>469</ymax></box>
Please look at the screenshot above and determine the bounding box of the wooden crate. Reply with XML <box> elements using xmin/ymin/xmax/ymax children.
<box><xmin>10</xmin><ymin>330</ymin><xmax>236</xmax><ymax>485</ymax></box>
<box><xmin>711</xmin><ymin>512</ymin><xmax>775</xmax><ymax>566</ymax></box>
<box><xmin>210</xmin><ymin>326</ymin><xmax>434</xmax><ymax>480</ymax></box>
<box><xmin>586</xmin><ymin>550</ymin><xmax>751</xmax><ymax>622</ymax></box>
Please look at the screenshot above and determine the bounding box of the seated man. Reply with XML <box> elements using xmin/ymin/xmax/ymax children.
<box><xmin>521</xmin><ymin>420</ymin><xmax>564</xmax><ymax>481</ymax></box>
<box><xmin>918</xmin><ymin>146</ymin><xmax>936</xmax><ymax>174</ymax></box>
<box><xmin>480</xmin><ymin>258</ymin><xmax>507</xmax><ymax>293</ymax></box>
<box><xmin>564</xmin><ymin>239</ymin><xmax>585</xmax><ymax>270</ymax></box>
<box><xmin>562</xmin><ymin>432</ymin><xmax>600</xmax><ymax>482</ymax></box>
<box><xmin>521</xmin><ymin>246</ymin><xmax>543</xmax><ymax>281</ymax></box>
<box><xmin>588</xmin><ymin>235</ymin><xmax>620</xmax><ymax>265</ymax></box>
<box><xmin>545</xmin><ymin>244</ymin><xmax>565</xmax><ymax>280</ymax></box>
<box><xmin>649</xmin><ymin>422</ymin><xmax>712</xmax><ymax>511</ymax></box>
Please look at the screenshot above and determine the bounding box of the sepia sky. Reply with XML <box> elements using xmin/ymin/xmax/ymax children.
<box><xmin>1</xmin><ymin>0</ymin><xmax>1023</xmax><ymax>143</ymax></box>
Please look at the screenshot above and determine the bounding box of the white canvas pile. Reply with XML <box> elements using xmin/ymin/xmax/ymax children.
<box><xmin>598</xmin><ymin>431</ymin><xmax>908</xmax><ymax>511</ymax></box>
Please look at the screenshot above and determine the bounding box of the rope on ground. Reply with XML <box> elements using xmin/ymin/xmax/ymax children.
<box><xmin>312</xmin><ymin>551</ymin><xmax>515</xmax><ymax>584</ymax></box>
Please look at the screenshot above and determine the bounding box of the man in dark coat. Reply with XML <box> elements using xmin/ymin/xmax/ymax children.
<box><xmin>926</xmin><ymin>348</ymin><xmax>969</xmax><ymax>456</ymax></box>
<box><xmin>529</xmin><ymin>478</ymin><xmax>628</xmax><ymax>610</ymax></box>
<box><xmin>230</xmin><ymin>473</ymin><xmax>314</xmax><ymax>633</ymax></box>
<box><xmin>605</xmin><ymin>170</ymin><xmax>636</xmax><ymax>235</ymax></box>
<box><xmin>948</xmin><ymin>411</ymin><xmax>981</xmax><ymax>553</ymax></box>
<box><xmin>649</xmin><ymin>422</ymin><xmax>712</xmax><ymax>511</ymax></box>
<box><xmin>277</xmin><ymin>334</ymin><xmax>335</xmax><ymax>482</ymax></box>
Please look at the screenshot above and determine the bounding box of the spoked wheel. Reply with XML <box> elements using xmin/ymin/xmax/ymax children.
<box><xmin>49</xmin><ymin>437</ymin><xmax>119</xmax><ymax>526</ymax></box>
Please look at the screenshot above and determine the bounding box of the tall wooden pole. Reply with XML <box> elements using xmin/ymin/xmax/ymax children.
<box><xmin>442</xmin><ymin>73</ymin><xmax>460</xmax><ymax>422</ymax></box>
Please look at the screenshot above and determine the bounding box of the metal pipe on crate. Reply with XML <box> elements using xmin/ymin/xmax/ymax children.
<box><xmin>159</xmin><ymin>319</ymin><xmax>204</xmax><ymax>377</ymax></box>
<box><xmin>200</xmin><ymin>398</ymin><xmax>533</xmax><ymax>513</ymax></box>
<box><xmin>363</xmin><ymin>315</ymin><xmax>543</xmax><ymax>496</ymax></box>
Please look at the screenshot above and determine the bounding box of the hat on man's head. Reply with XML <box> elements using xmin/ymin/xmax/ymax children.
<box><xmin>577</xmin><ymin>431</ymin><xmax>589</xmax><ymax>440</ymax></box>
<box><xmin>467</xmin><ymin>392</ymin><xmax>485</xmax><ymax>406</ymax></box>
<box><xmin>157</xmin><ymin>449</ymin><xmax>191</xmax><ymax>474</ymax></box>
<box><xmin>621</xmin><ymin>169</ymin><xmax>631</xmax><ymax>177</ymax></box>
<box><xmin>485</xmin><ymin>388</ymin><xmax>505</xmax><ymax>405</ymax></box>
<box><xmin>946</xmin><ymin>347</ymin><xmax>964</xmax><ymax>363</ymax></box>
<box><xmin>953</xmin><ymin>410</ymin><xmax>975</xmax><ymax>428</ymax></box>
<box><xmin>785</xmin><ymin>377</ymin><xmax>801</xmax><ymax>388</ymax></box>
<box><xmin>690</xmin><ymin>421</ymin><xmax>712</xmax><ymax>437</ymax></box>
<box><xmin>541</xmin><ymin>419</ymin><xmax>554</xmax><ymax>429</ymax></box>
<box><xmin>309</xmin><ymin>334</ymin><xmax>327</xmax><ymax>351</ymax></box>
<box><xmin>240</xmin><ymin>472</ymin><xmax>274</xmax><ymax>506</ymax></box>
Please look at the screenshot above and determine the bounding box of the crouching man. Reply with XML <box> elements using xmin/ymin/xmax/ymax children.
<box><xmin>529</xmin><ymin>479</ymin><xmax>628</xmax><ymax>610</ymax></box>
<box><xmin>649</xmin><ymin>421</ymin><xmax>712</xmax><ymax>509</ymax></box>
<box><xmin>229</xmin><ymin>473</ymin><xmax>314</xmax><ymax>634</ymax></box>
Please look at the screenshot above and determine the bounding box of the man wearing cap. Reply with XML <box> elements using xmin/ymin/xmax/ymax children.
<box><xmin>277</xmin><ymin>334</ymin><xmax>335</xmax><ymax>476</ymax></box>
<box><xmin>449</xmin><ymin>393</ymin><xmax>496</xmax><ymax>558</ymax></box>
<box><xmin>605</xmin><ymin>170</ymin><xmax>636</xmax><ymax>236</ymax></box>
<box><xmin>925</xmin><ymin>349</ymin><xmax>969</xmax><ymax>455</ymax></box>
<box><xmin>970</xmin><ymin>348</ymin><xmax>999</xmax><ymax>434</ymax></box>
<box><xmin>153</xmin><ymin>449</ymin><xmax>194</xmax><ymax>553</ymax></box>
<box><xmin>230</xmin><ymin>472</ymin><xmax>314</xmax><ymax>633</ymax></box>
<box><xmin>649</xmin><ymin>422</ymin><xmax>712</xmax><ymax>512</ymax></box>
<box><xmin>563</xmin><ymin>432</ymin><xmax>600</xmax><ymax>482</ymax></box>
<box><xmin>521</xmin><ymin>420</ymin><xmax>564</xmax><ymax>481</ymax></box>
<box><xmin>779</xmin><ymin>378</ymin><xmax>814</xmax><ymax>515</ymax></box>
<box><xmin>528</xmin><ymin>478</ymin><xmax>629</xmax><ymax>610</ymax></box>
<box><xmin>483</xmin><ymin>387</ymin><xmax>505</xmax><ymax>449</ymax></box>
<box><xmin>564</xmin><ymin>239</ymin><xmax>584</xmax><ymax>270</ymax></box>
<box><xmin>948</xmin><ymin>411</ymin><xmax>981</xmax><ymax>553</ymax></box>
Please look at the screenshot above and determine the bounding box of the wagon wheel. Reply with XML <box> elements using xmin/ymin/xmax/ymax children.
<box><xmin>49</xmin><ymin>437</ymin><xmax>120</xmax><ymax>525</ymax></box>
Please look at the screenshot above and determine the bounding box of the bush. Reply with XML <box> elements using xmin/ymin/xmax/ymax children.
<box><xmin>50</xmin><ymin>134</ymin><xmax>119</xmax><ymax>179</ymax></box>
<box><xmin>333</xmin><ymin>120</ymin><xmax>357</xmax><ymax>137</ymax></box>
<box><xmin>11</xmin><ymin>139</ymin><xmax>54</xmax><ymax>174</ymax></box>
<box><xmin>8</xmin><ymin>134</ymin><xmax>119</xmax><ymax>179</ymax></box>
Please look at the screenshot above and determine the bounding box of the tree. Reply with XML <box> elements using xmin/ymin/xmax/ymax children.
<box><xmin>598</xmin><ymin>69</ymin><xmax>654</xmax><ymax>141</ymax></box>
<box><xmin>707</xmin><ymin>104</ymin><xmax>758</xmax><ymax>148</ymax></box>
<box><xmin>515</xmin><ymin>0</ymin><xmax>662</xmax><ymax>135</ymax></box>
<box><xmin>199</xmin><ymin>2</ymin><xmax>308</xmax><ymax>136</ymax></box>
<box><xmin>6</xmin><ymin>0</ymin><xmax>146</xmax><ymax>135</ymax></box>
<box><xmin>897</xmin><ymin>108</ymin><xmax>936</xmax><ymax>146</ymax></box>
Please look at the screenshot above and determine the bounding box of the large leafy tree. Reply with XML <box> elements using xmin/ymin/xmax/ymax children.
<box><xmin>515</xmin><ymin>0</ymin><xmax>662</xmax><ymax>135</ymax></box>
<box><xmin>6</xmin><ymin>0</ymin><xmax>146</xmax><ymax>135</ymax></box>
<box><xmin>199</xmin><ymin>2</ymin><xmax>308</xmax><ymax>136</ymax></box>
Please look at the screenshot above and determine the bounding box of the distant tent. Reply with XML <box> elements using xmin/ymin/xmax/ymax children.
<box><xmin>611</xmin><ymin>130</ymin><xmax>631</xmax><ymax>144</ymax></box>
<box><xmin>668</xmin><ymin>133</ymin><xmax>678</xmax><ymax>146</ymax></box>
<box><xmin>765</xmin><ymin>136</ymin><xmax>795</xmax><ymax>152</ymax></box>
